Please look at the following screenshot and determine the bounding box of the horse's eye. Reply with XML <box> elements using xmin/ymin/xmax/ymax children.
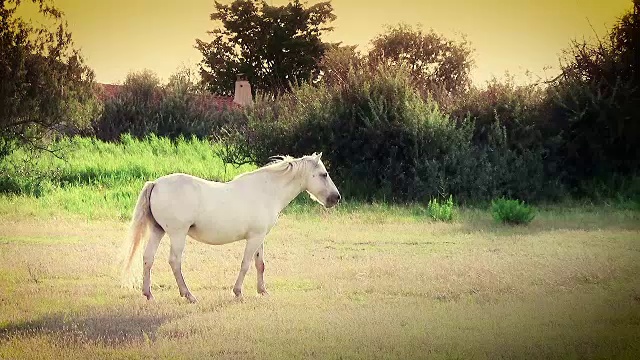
<box><xmin>321</xmin><ymin>173</ymin><xmax>328</xmax><ymax>178</ymax></box>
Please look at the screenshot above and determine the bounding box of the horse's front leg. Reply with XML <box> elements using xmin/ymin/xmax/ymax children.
<box><xmin>254</xmin><ymin>242</ymin><xmax>268</xmax><ymax>295</ymax></box>
<box><xmin>233</xmin><ymin>236</ymin><xmax>264</xmax><ymax>299</ymax></box>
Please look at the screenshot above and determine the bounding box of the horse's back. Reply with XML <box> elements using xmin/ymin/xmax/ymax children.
<box><xmin>149</xmin><ymin>173</ymin><xmax>211</xmax><ymax>231</ymax></box>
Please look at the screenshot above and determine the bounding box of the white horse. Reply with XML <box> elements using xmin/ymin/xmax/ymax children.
<box><xmin>122</xmin><ymin>152</ymin><xmax>340</xmax><ymax>303</ymax></box>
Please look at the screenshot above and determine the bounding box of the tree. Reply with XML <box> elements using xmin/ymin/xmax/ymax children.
<box><xmin>92</xmin><ymin>69</ymin><xmax>163</xmax><ymax>141</ymax></box>
<box><xmin>544</xmin><ymin>1</ymin><xmax>640</xmax><ymax>187</ymax></box>
<box><xmin>166</xmin><ymin>65</ymin><xmax>202</xmax><ymax>94</ymax></box>
<box><xmin>195</xmin><ymin>0</ymin><xmax>336</xmax><ymax>96</ymax></box>
<box><xmin>368</xmin><ymin>24</ymin><xmax>473</xmax><ymax>105</ymax></box>
<box><xmin>318</xmin><ymin>43</ymin><xmax>364</xmax><ymax>86</ymax></box>
<box><xmin>121</xmin><ymin>69</ymin><xmax>162</xmax><ymax>105</ymax></box>
<box><xmin>610</xmin><ymin>0</ymin><xmax>639</xmax><ymax>87</ymax></box>
<box><xmin>0</xmin><ymin>0</ymin><xmax>98</xmax><ymax>161</ymax></box>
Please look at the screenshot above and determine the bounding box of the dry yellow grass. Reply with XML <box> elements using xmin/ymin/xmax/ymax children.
<box><xmin>1</xmin><ymin>207</ymin><xmax>639</xmax><ymax>359</ymax></box>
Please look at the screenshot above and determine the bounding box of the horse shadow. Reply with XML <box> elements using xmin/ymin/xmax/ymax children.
<box><xmin>0</xmin><ymin>311</ymin><xmax>172</xmax><ymax>346</ymax></box>
<box><xmin>0</xmin><ymin>295</ymin><xmax>245</xmax><ymax>346</ymax></box>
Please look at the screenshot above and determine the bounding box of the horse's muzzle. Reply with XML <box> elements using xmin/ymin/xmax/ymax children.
<box><xmin>326</xmin><ymin>192</ymin><xmax>341</xmax><ymax>208</ymax></box>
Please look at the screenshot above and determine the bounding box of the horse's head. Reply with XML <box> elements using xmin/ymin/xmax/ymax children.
<box><xmin>304</xmin><ymin>152</ymin><xmax>341</xmax><ymax>208</ymax></box>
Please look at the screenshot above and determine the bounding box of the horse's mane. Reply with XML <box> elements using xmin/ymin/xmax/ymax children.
<box><xmin>232</xmin><ymin>155</ymin><xmax>312</xmax><ymax>181</ymax></box>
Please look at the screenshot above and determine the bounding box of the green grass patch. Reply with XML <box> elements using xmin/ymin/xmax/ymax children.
<box><xmin>491</xmin><ymin>197</ymin><xmax>536</xmax><ymax>225</ymax></box>
<box><xmin>0</xmin><ymin>135</ymin><xmax>254</xmax><ymax>219</ymax></box>
<box><xmin>0</xmin><ymin>134</ymin><xmax>467</xmax><ymax>221</ymax></box>
<box><xmin>427</xmin><ymin>195</ymin><xmax>456</xmax><ymax>222</ymax></box>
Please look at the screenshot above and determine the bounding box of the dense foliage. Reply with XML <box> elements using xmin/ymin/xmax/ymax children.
<box><xmin>543</xmin><ymin>5</ymin><xmax>640</xmax><ymax>193</ymax></box>
<box><xmin>2</xmin><ymin>0</ymin><xmax>638</xmax><ymax>206</ymax></box>
<box><xmin>218</xmin><ymin>66</ymin><xmax>548</xmax><ymax>203</ymax></box>
<box><xmin>0</xmin><ymin>0</ymin><xmax>99</xmax><ymax>162</ymax></box>
<box><xmin>491</xmin><ymin>198</ymin><xmax>536</xmax><ymax>225</ymax></box>
<box><xmin>196</xmin><ymin>0</ymin><xmax>336</xmax><ymax>96</ymax></box>
<box><xmin>92</xmin><ymin>69</ymin><xmax>245</xmax><ymax>141</ymax></box>
<box><xmin>217</xmin><ymin>4</ymin><xmax>639</xmax><ymax>203</ymax></box>
<box><xmin>369</xmin><ymin>24</ymin><xmax>473</xmax><ymax>106</ymax></box>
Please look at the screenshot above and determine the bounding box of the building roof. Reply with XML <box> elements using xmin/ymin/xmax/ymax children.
<box><xmin>97</xmin><ymin>83</ymin><xmax>121</xmax><ymax>101</ymax></box>
<box><xmin>96</xmin><ymin>83</ymin><xmax>239</xmax><ymax>110</ymax></box>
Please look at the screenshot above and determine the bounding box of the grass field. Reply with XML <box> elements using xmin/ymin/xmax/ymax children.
<box><xmin>1</xmin><ymin>137</ymin><xmax>639</xmax><ymax>359</ymax></box>
<box><xmin>1</xmin><ymin>206</ymin><xmax>639</xmax><ymax>359</ymax></box>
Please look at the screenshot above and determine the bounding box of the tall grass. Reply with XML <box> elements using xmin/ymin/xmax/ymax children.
<box><xmin>1</xmin><ymin>135</ymin><xmax>448</xmax><ymax>221</ymax></box>
<box><xmin>0</xmin><ymin>135</ymin><xmax>254</xmax><ymax>219</ymax></box>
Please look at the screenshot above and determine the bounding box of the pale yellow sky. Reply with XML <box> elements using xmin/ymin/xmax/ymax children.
<box><xmin>19</xmin><ymin>0</ymin><xmax>633</xmax><ymax>86</ymax></box>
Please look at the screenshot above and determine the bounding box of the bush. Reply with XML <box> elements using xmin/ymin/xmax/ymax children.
<box><xmin>427</xmin><ymin>195</ymin><xmax>456</xmax><ymax>222</ymax></box>
<box><xmin>92</xmin><ymin>70</ymin><xmax>244</xmax><ymax>142</ymax></box>
<box><xmin>220</xmin><ymin>65</ymin><xmax>466</xmax><ymax>201</ymax></box>
<box><xmin>450</xmin><ymin>77</ymin><xmax>546</xmax><ymax>152</ymax></box>
<box><xmin>491</xmin><ymin>198</ymin><xmax>536</xmax><ymax>225</ymax></box>
<box><xmin>215</xmin><ymin>5</ymin><xmax>640</xmax><ymax>205</ymax></box>
<box><xmin>220</xmin><ymin>65</ymin><xmax>553</xmax><ymax>203</ymax></box>
<box><xmin>543</xmin><ymin>7</ymin><xmax>640</xmax><ymax>192</ymax></box>
<box><xmin>449</xmin><ymin>77</ymin><xmax>553</xmax><ymax>200</ymax></box>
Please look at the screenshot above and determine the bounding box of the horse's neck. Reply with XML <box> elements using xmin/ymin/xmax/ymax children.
<box><xmin>240</xmin><ymin>170</ymin><xmax>305</xmax><ymax>212</ymax></box>
<box><xmin>266</xmin><ymin>170</ymin><xmax>306</xmax><ymax>211</ymax></box>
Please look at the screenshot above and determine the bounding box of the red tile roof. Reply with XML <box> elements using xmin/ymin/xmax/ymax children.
<box><xmin>197</xmin><ymin>92</ymin><xmax>237</xmax><ymax>110</ymax></box>
<box><xmin>96</xmin><ymin>83</ymin><xmax>122</xmax><ymax>101</ymax></box>
<box><xmin>96</xmin><ymin>83</ymin><xmax>238</xmax><ymax>110</ymax></box>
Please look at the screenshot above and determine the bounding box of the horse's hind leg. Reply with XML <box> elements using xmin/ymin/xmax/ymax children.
<box><xmin>168</xmin><ymin>230</ymin><xmax>197</xmax><ymax>303</ymax></box>
<box><xmin>254</xmin><ymin>242</ymin><xmax>267</xmax><ymax>295</ymax></box>
<box><xmin>142</xmin><ymin>224</ymin><xmax>164</xmax><ymax>300</ymax></box>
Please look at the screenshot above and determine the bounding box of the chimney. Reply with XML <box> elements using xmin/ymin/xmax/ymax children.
<box><xmin>233</xmin><ymin>73</ymin><xmax>253</xmax><ymax>106</ymax></box>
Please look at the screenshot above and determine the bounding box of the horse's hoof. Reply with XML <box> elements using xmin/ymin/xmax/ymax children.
<box><xmin>234</xmin><ymin>294</ymin><xmax>245</xmax><ymax>302</ymax></box>
<box><xmin>143</xmin><ymin>292</ymin><xmax>154</xmax><ymax>301</ymax></box>
<box><xmin>185</xmin><ymin>293</ymin><xmax>198</xmax><ymax>303</ymax></box>
<box><xmin>258</xmin><ymin>289</ymin><xmax>269</xmax><ymax>296</ymax></box>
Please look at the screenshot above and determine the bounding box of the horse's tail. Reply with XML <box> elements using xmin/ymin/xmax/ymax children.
<box><xmin>120</xmin><ymin>181</ymin><xmax>156</xmax><ymax>288</ymax></box>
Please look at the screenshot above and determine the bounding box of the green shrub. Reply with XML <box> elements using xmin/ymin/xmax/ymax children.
<box><xmin>223</xmin><ymin>66</ymin><xmax>431</xmax><ymax>201</ymax></box>
<box><xmin>92</xmin><ymin>70</ymin><xmax>244</xmax><ymax>142</ymax></box>
<box><xmin>542</xmin><ymin>9</ymin><xmax>640</xmax><ymax>191</ymax></box>
<box><xmin>220</xmin><ymin>65</ymin><xmax>455</xmax><ymax>201</ymax></box>
<box><xmin>427</xmin><ymin>195</ymin><xmax>456</xmax><ymax>222</ymax></box>
<box><xmin>450</xmin><ymin>76</ymin><xmax>546</xmax><ymax>152</ymax></box>
<box><xmin>448</xmin><ymin>77</ymin><xmax>551</xmax><ymax>201</ymax></box>
<box><xmin>219</xmin><ymin>65</ymin><xmax>551</xmax><ymax>203</ymax></box>
<box><xmin>491</xmin><ymin>198</ymin><xmax>536</xmax><ymax>225</ymax></box>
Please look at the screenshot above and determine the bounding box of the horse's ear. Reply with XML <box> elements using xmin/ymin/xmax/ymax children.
<box><xmin>313</xmin><ymin>152</ymin><xmax>322</xmax><ymax>164</ymax></box>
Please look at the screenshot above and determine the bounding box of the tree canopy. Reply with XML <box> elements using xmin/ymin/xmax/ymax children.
<box><xmin>196</xmin><ymin>0</ymin><xmax>336</xmax><ymax>96</ymax></box>
<box><xmin>546</xmin><ymin>0</ymin><xmax>640</xmax><ymax>182</ymax></box>
<box><xmin>368</xmin><ymin>24</ymin><xmax>473</xmax><ymax>104</ymax></box>
<box><xmin>318</xmin><ymin>43</ymin><xmax>364</xmax><ymax>86</ymax></box>
<box><xmin>0</xmin><ymin>0</ymin><xmax>98</xmax><ymax>161</ymax></box>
